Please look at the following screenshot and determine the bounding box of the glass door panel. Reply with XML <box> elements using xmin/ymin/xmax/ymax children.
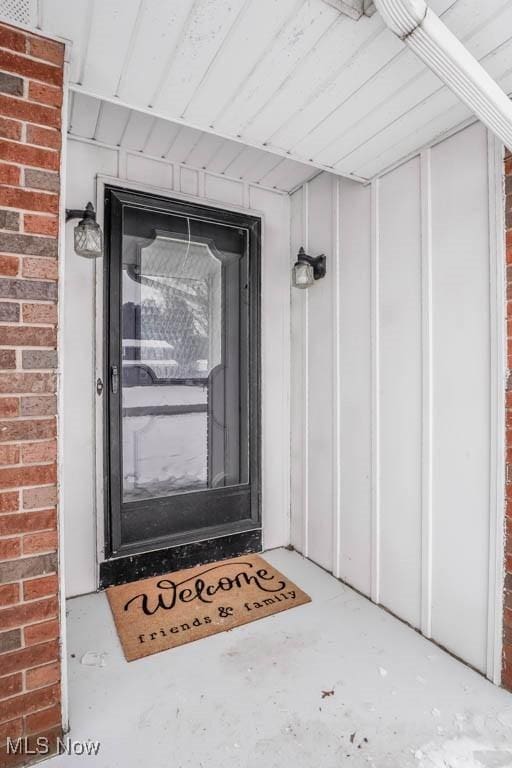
<box><xmin>104</xmin><ymin>189</ymin><xmax>260</xmax><ymax>557</ymax></box>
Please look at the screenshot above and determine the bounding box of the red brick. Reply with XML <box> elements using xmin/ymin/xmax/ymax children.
<box><xmin>25</xmin><ymin>700</ymin><xmax>61</xmax><ymax>734</ymax></box>
<box><xmin>25</xmin><ymin>168</ymin><xmax>59</xmax><ymax>193</ymax></box>
<box><xmin>0</xmin><ymin>25</ymin><xmax>27</xmax><ymax>53</ymax></box>
<box><xmin>22</xmin><ymin>303</ymin><xmax>56</xmax><ymax>324</ymax></box>
<box><xmin>24</xmin><ymin>350</ymin><xmax>58</xmax><ymax>371</ymax></box>
<box><xmin>0</xmin><ymin>582</ymin><xmax>19</xmax><ymax>605</ymax></box>
<box><xmin>0</xmin><ymin>371</ymin><xmax>55</xmax><ymax>393</ymax></box>
<box><xmin>0</xmin><ymin>349</ymin><xmax>16</xmax><ymax>369</ymax></box>
<box><xmin>0</xmin><ymin>291</ymin><xmax>20</xmax><ymax>311</ymax></box>
<box><xmin>26</xmin><ymin>125</ymin><xmax>60</xmax><ymax>152</ymax></box>
<box><xmin>27</xmin><ymin>36</ymin><xmax>64</xmax><ymax>67</ymax></box>
<box><xmin>0</xmin><ymin>50</ymin><xmax>62</xmax><ymax>87</ymax></box>
<box><xmin>0</xmin><ymin>509</ymin><xmax>55</xmax><ymax>536</ymax></box>
<box><xmin>0</xmin><ymin>491</ymin><xmax>18</xmax><ymax>513</ymax></box>
<box><xmin>0</xmin><ymin>398</ymin><xmax>19</xmax><ymax>417</ymax></box>
<box><xmin>0</xmin><ymin>536</ymin><xmax>20</xmax><ymax>560</ymax></box>
<box><xmin>0</xmin><ymin>267</ymin><xmax>48</xmax><ymax>300</ymax></box>
<box><xmin>22</xmin><ymin>485</ymin><xmax>56</xmax><ymax>510</ymax></box>
<box><xmin>23</xmin><ymin>573</ymin><xmax>57</xmax><ymax>601</ymax></box>
<box><xmin>23</xmin><ymin>213</ymin><xmax>58</xmax><ymax>236</ymax></box>
<box><xmin>0</xmin><ymin>325</ymin><xmax>56</xmax><ymax>347</ymax></box>
<box><xmin>0</xmin><ymin>553</ymin><xmax>56</xmax><ymax>585</ymax></box>
<box><xmin>0</xmin><ymin>682</ymin><xmax>59</xmax><ymax>724</ymax></box>
<box><xmin>0</xmin><ymin>463</ymin><xmax>56</xmax><ymax>490</ymax></box>
<box><xmin>23</xmin><ymin>725</ymin><xmax>62</xmax><ymax>760</ymax></box>
<box><xmin>0</xmin><ymin>116</ymin><xmax>21</xmax><ymax>141</ymax></box>
<box><xmin>0</xmin><ymin>672</ymin><xmax>21</xmax><ymax>698</ymax></box>
<box><xmin>0</xmin><ymin>26</ymin><xmax>63</xmax><ymax>732</ymax></box>
<box><xmin>23</xmin><ymin>528</ymin><xmax>57</xmax><ymax>555</ymax></box>
<box><xmin>21</xmin><ymin>440</ymin><xmax>56</xmax><ymax>465</ymax></box>
<box><xmin>508</xmin><ymin>158</ymin><xmax>512</xmax><ymax>690</ymax></box>
<box><xmin>0</xmin><ymin>717</ymin><xmax>22</xmax><ymax>741</ymax></box>
<box><xmin>0</xmin><ymin>596</ymin><xmax>57</xmax><ymax>631</ymax></box>
<box><xmin>0</xmin><ymin>94</ymin><xmax>60</xmax><ymax>129</ymax></box>
<box><xmin>0</xmin><ymin>419</ymin><xmax>56</xmax><ymax>443</ymax></box>
<box><xmin>0</xmin><ymin>444</ymin><xmax>19</xmax><ymax>465</ymax></box>
<box><xmin>28</xmin><ymin>80</ymin><xmax>62</xmax><ymax>108</ymax></box>
<box><xmin>22</xmin><ymin>256</ymin><xmax>58</xmax><ymax>280</ymax></box>
<box><xmin>0</xmin><ymin>231</ymin><xmax>56</xmax><ymax>258</ymax></box>
<box><xmin>24</xmin><ymin>617</ymin><xmax>59</xmax><ymax>646</ymax></box>
<box><xmin>21</xmin><ymin>395</ymin><xmax>56</xmax><ymax>417</ymax></box>
<box><xmin>0</xmin><ymin>185</ymin><xmax>58</xmax><ymax>213</ymax></box>
<box><xmin>26</xmin><ymin>660</ymin><xmax>59</xmax><ymax>690</ymax></box>
<box><xmin>0</xmin><ymin>139</ymin><xmax>59</xmax><ymax>171</ymax></box>
<box><xmin>0</xmin><ymin>161</ymin><xmax>19</xmax><ymax>186</ymax></box>
<box><xmin>0</xmin><ymin>254</ymin><xmax>18</xmax><ymax>276</ymax></box>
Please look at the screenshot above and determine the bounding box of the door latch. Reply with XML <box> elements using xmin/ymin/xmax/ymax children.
<box><xmin>111</xmin><ymin>365</ymin><xmax>119</xmax><ymax>395</ymax></box>
<box><xmin>96</xmin><ymin>378</ymin><xmax>104</xmax><ymax>396</ymax></box>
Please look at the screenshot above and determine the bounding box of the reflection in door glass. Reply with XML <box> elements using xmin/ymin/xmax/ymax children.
<box><xmin>121</xmin><ymin>217</ymin><xmax>249</xmax><ymax>502</ymax></box>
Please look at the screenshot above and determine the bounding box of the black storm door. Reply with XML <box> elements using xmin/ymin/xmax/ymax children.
<box><xmin>103</xmin><ymin>188</ymin><xmax>261</xmax><ymax>568</ymax></box>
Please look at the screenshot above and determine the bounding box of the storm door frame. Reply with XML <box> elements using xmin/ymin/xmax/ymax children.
<box><xmin>98</xmin><ymin>184</ymin><xmax>261</xmax><ymax>587</ymax></box>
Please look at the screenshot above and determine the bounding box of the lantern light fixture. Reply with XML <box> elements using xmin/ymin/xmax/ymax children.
<box><xmin>292</xmin><ymin>246</ymin><xmax>326</xmax><ymax>289</ymax></box>
<box><xmin>66</xmin><ymin>202</ymin><xmax>103</xmax><ymax>259</ymax></box>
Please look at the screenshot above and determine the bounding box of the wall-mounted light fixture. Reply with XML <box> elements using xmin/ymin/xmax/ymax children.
<box><xmin>66</xmin><ymin>202</ymin><xmax>103</xmax><ymax>259</ymax></box>
<box><xmin>292</xmin><ymin>246</ymin><xmax>327</xmax><ymax>289</ymax></box>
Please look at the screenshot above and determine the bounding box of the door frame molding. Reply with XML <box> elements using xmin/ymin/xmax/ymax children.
<box><xmin>94</xmin><ymin>176</ymin><xmax>267</xmax><ymax>586</ymax></box>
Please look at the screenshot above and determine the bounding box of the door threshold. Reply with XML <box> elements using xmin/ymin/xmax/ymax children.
<box><xmin>99</xmin><ymin>528</ymin><xmax>262</xmax><ymax>589</ymax></box>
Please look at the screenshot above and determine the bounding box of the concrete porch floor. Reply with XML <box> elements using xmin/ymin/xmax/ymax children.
<box><xmin>50</xmin><ymin>549</ymin><xmax>512</xmax><ymax>768</ymax></box>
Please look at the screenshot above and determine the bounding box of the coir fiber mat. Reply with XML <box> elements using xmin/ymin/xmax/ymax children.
<box><xmin>107</xmin><ymin>554</ymin><xmax>311</xmax><ymax>661</ymax></box>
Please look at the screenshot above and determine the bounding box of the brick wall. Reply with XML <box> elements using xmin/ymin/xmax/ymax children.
<box><xmin>505</xmin><ymin>148</ymin><xmax>512</xmax><ymax>692</ymax></box>
<box><xmin>0</xmin><ymin>22</ymin><xmax>63</xmax><ymax>766</ymax></box>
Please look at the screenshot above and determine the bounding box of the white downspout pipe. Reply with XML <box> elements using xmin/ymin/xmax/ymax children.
<box><xmin>373</xmin><ymin>0</ymin><xmax>512</xmax><ymax>150</ymax></box>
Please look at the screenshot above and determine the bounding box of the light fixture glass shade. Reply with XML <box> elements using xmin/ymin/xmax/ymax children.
<box><xmin>293</xmin><ymin>260</ymin><xmax>314</xmax><ymax>289</ymax></box>
<box><xmin>74</xmin><ymin>219</ymin><xmax>103</xmax><ymax>259</ymax></box>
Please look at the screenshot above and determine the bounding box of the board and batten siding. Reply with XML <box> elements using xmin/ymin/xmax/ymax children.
<box><xmin>291</xmin><ymin>121</ymin><xmax>506</xmax><ymax>681</ymax></box>
<box><xmin>63</xmin><ymin>137</ymin><xmax>291</xmax><ymax>598</ymax></box>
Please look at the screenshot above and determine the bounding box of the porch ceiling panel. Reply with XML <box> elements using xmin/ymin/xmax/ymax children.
<box><xmin>68</xmin><ymin>93</ymin><xmax>317</xmax><ymax>193</ymax></box>
<box><xmin>39</xmin><ymin>0</ymin><xmax>512</xmax><ymax>181</ymax></box>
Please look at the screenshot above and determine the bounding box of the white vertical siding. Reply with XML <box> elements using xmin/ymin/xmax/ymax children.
<box><xmin>64</xmin><ymin>138</ymin><xmax>291</xmax><ymax>597</ymax></box>
<box><xmin>291</xmin><ymin>121</ymin><xmax>504</xmax><ymax>677</ymax></box>
<box><xmin>290</xmin><ymin>187</ymin><xmax>307</xmax><ymax>555</ymax></box>
<box><xmin>306</xmin><ymin>173</ymin><xmax>336</xmax><ymax>571</ymax></box>
<box><xmin>429</xmin><ymin>123</ymin><xmax>491</xmax><ymax>671</ymax></box>
<box><xmin>63</xmin><ymin>142</ymin><xmax>118</xmax><ymax>599</ymax></box>
<box><xmin>378</xmin><ymin>157</ymin><xmax>423</xmax><ymax>628</ymax></box>
<box><xmin>338</xmin><ymin>179</ymin><xmax>373</xmax><ymax>596</ymax></box>
<box><xmin>250</xmin><ymin>185</ymin><xmax>291</xmax><ymax>552</ymax></box>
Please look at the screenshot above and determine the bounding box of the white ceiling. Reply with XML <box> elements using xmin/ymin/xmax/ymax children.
<box><xmin>34</xmin><ymin>0</ymin><xmax>512</xmax><ymax>180</ymax></box>
<box><xmin>68</xmin><ymin>93</ymin><xmax>318</xmax><ymax>193</ymax></box>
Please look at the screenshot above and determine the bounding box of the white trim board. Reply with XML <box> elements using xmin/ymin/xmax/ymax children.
<box><xmin>486</xmin><ymin>130</ymin><xmax>506</xmax><ymax>685</ymax></box>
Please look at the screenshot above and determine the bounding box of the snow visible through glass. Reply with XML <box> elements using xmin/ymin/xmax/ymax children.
<box><xmin>121</xmin><ymin>232</ymin><xmax>222</xmax><ymax>501</ymax></box>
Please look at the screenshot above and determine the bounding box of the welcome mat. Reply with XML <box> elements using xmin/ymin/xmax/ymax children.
<box><xmin>106</xmin><ymin>554</ymin><xmax>311</xmax><ymax>661</ymax></box>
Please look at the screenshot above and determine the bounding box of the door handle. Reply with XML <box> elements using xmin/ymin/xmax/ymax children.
<box><xmin>111</xmin><ymin>365</ymin><xmax>119</xmax><ymax>395</ymax></box>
